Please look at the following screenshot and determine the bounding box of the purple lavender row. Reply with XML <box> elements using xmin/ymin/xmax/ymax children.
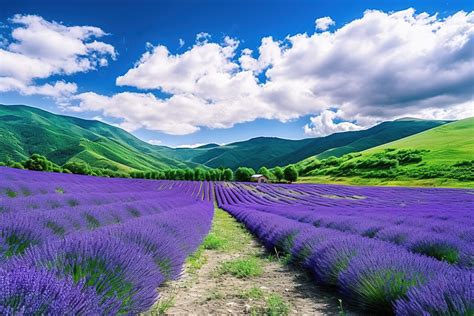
<box><xmin>0</xmin><ymin>168</ymin><xmax>214</xmax><ymax>314</ymax></box>
<box><xmin>234</xmin><ymin>182</ymin><xmax>474</xmax><ymax>212</ymax></box>
<box><xmin>0</xmin><ymin>215</ymin><xmax>213</xmax><ymax>314</ymax></box>
<box><xmin>0</xmin><ymin>181</ymin><xmax>207</xmax><ymax>260</ymax></box>
<box><xmin>221</xmin><ymin>185</ymin><xmax>473</xmax><ymax>238</ymax></box>
<box><xmin>215</xmin><ymin>184</ymin><xmax>473</xmax><ymax>314</ymax></box>
<box><xmin>2</xmin><ymin>203</ymin><xmax>213</xmax><ymax>314</ymax></box>
<box><xmin>218</xmin><ymin>200</ymin><xmax>472</xmax><ymax>315</ymax></box>
<box><xmin>234</xmin><ymin>203</ymin><xmax>473</xmax><ymax>267</ymax></box>
<box><xmin>1</xmin><ymin>167</ymin><xmax>214</xmax><ymax>202</ymax></box>
<box><xmin>0</xmin><ymin>185</ymin><xmax>207</xmax><ymax>214</ymax></box>
<box><xmin>0</xmin><ymin>199</ymin><xmax>200</xmax><ymax>261</ymax></box>
<box><xmin>218</xmin><ymin>183</ymin><xmax>474</xmax><ymax>267</ymax></box>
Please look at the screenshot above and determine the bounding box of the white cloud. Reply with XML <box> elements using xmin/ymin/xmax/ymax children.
<box><xmin>178</xmin><ymin>38</ymin><xmax>185</xmax><ymax>48</ymax></box>
<box><xmin>0</xmin><ymin>14</ymin><xmax>115</xmax><ymax>100</ymax></box>
<box><xmin>196</xmin><ymin>32</ymin><xmax>211</xmax><ymax>43</ymax></box>
<box><xmin>239</xmin><ymin>36</ymin><xmax>281</xmax><ymax>73</ymax></box>
<box><xmin>304</xmin><ymin>110</ymin><xmax>363</xmax><ymax>136</ymax></box>
<box><xmin>148</xmin><ymin>139</ymin><xmax>162</xmax><ymax>145</ymax></box>
<box><xmin>175</xmin><ymin>143</ymin><xmax>207</xmax><ymax>148</ymax></box>
<box><xmin>315</xmin><ymin>16</ymin><xmax>335</xmax><ymax>31</ymax></box>
<box><xmin>70</xmin><ymin>9</ymin><xmax>474</xmax><ymax>136</ymax></box>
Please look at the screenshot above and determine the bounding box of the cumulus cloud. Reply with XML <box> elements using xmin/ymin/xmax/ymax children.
<box><xmin>175</xmin><ymin>143</ymin><xmax>208</xmax><ymax>148</ymax></box>
<box><xmin>70</xmin><ymin>8</ymin><xmax>474</xmax><ymax>135</ymax></box>
<box><xmin>239</xmin><ymin>36</ymin><xmax>281</xmax><ymax>73</ymax></box>
<box><xmin>304</xmin><ymin>110</ymin><xmax>363</xmax><ymax>136</ymax></box>
<box><xmin>148</xmin><ymin>139</ymin><xmax>162</xmax><ymax>145</ymax></box>
<box><xmin>196</xmin><ymin>32</ymin><xmax>211</xmax><ymax>43</ymax></box>
<box><xmin>0</xmin><ymin>14</ymin><xmax>115</xmax><ymax>100</ymax></box>
<box><xmin>315</xmin><ymin>16</ymin><xmax>335</xmax><ymax>31</ymax></box>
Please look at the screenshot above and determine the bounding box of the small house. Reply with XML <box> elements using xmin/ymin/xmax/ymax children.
<box><xmin>250</xmin><ymin>174</ymin><xmax>268</xmax><ymax>183</ymax></box>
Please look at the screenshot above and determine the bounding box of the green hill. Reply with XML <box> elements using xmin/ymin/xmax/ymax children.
<box><xmin>0</xmin><ymin>104</ymin><xmax>191</xmax><ymax>171</ymax></box>
<box><xmin>296</xmin><ymin>118</ymin><xmax>474</xmax><ymax>187</ymax></box>
<box><xmin>168</xmin><ymin>120</ymin><xmax>448</xmax><ymax>170</ymax></box>
<box><xmin>0</xmin><ymin>104</ymin><xmax>453</xmax><ymax>173</ymax></box>
<box><xmin>364</xmin><ymin>117</ymin><xmax>474</xmax><ymax>164</ymax></box>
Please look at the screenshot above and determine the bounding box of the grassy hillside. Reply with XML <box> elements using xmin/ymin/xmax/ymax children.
<box><xmin>0</xmin><ymin>104</ymin><xmax>191</xmax><ymax>171</ymax></box>
<box><xmin>297</xmin><ymin>118</ymin><xmax>474</xmax><ymax>187</ymax></box>
<box><xmin>170</xmin><ymin>120</ymin><xmax>448</xmax><ymax>170</ymax></box>
<box><xmin>365</xmin><ymin>117</ymin><xmax>474</xmax><ymax>164</ymax></box>
<box><xmin>0</xmin><ymin>104</ymin><xmax>452</xmax><ymax>173</ymax></box>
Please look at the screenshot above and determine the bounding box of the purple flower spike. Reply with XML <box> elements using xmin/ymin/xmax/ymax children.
<box><xmin>394</xmin><ymin>270</ymin><xmax>474</xmax><ymax>316</ymax></box>
<box><xmin>0</xmin><ymin>266</ymin><xmax>113</xmax><ymax>315</ymax></box>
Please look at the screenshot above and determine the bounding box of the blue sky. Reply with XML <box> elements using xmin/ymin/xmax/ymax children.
<box><xmin>1</xmin><ymin>0</ymin><xmax>473</xmax><ymax>147</ymax></box>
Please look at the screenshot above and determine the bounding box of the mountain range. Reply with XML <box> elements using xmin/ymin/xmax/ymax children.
<box><xmin>0</xmin><ymin>104</ymin><xmax>451</xmax><ymax>171</ymax></box>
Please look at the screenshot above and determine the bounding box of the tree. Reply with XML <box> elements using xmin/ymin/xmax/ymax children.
<box><xmin>223</xmin><ymin>168</ymin><xmax>233</xmax><ymax>181</ymax></box>
<box><xmin>175</xmin><ymin>169</ymin><xmax>186</xmax><ymax>180</ymax></box>
<box><xmin>9</xmin><ymin>162</ymin><xmax>24</xmax><ymax>169</ymax></box>
<box><xmin>23</xmin><ymin>154</ymin><xmax>54</xmax><ymax>171</ymax></box>
<box><xmin>235</xmin><ymin>167</ymin><xmax>255</xmax><ymax>182</ymax></box>
<box><xmin>215</xmin><ymin>169</ymin><xmax>223</xmax><ymax>181</ymax></box>
<box><xmin>130</xmin><ymin>171</ymin><xmax>145</xmax><ymax>178</ymax></box>
<box><xmin>185</xmin><ymin>168</ymin><xmax>194</xmax><ymax>180</ymax></box>
<box><xmin>194</xmin><ymin>168</ymin><xmax>205</xmax><ymax>181</ymax></box>
<box><xmin>273</xmin><ymin>167</ymin><xmax>284</xmax><ymax>182</ymax></box>
<box><xmin>63</xmin><ymin>161</ymin><xmax>92</xmax><ymax>175</ymax></box>
<box><xmin>283</xmin><ymin>165</ymin><xmax>298</xmax><ymax>183</ymax></box>
<box><xmin>257</xmin><ymin>166</ymin><xmax>271</xmax><ymax>179</ymax></box>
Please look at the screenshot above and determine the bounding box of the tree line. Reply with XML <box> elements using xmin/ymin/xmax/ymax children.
<box><xmin>0</xmin><ymin>153</ymin><xmax>298</xmax><ymax>182</ymax></box>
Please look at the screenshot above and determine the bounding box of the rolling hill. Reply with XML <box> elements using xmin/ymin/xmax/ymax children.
<box><xmin>295</xmin><ymin>118</ymin><xmax>474</xmax><ymax>187</ymax></box>
<box><xmin>0</xmin><ymin>104</ymin><xmax>451</xmax><ymax>171</ymax></box>
<box><xmin>169</xmin><ymin>119</ymin><xmax>450</xmax><ymax>170</ymax></box>
<box><xmin>0</xmin><ymin>104</ymin><xmax>192</xmax><ymax>171</ymax></box>
<box><xmin>364</xmin><ymin>117</ymin><xmax>474</xmax><ymax>164</ymax></box>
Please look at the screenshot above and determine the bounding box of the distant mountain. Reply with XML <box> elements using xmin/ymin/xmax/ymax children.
<box><xmin>0</xmin><ymin>104</ymin><xmax>451</xmax><ymax>171</ymax></box>
<box><xmin>0</xmin><ymin>104</ymin><xmax>192</xmax><ymax>171</ymax></box>
<box><xmin>168</xmin><ymin>119</ymin><xmax>450</xmax><ymax>170</ymax></box>
<box><xmin>196</xmin><ymin>143</ymin><xmax>220</xmax><ymax>149</ymax></box>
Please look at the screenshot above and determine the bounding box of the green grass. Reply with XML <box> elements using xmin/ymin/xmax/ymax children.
<box><xmin>153</xmin><ymin>297</ymin><xmax>175</xmax><ymax>315</ymax></box>
<box><xmin>265</xmin><ymin>294</ymin><xmax>290</xmax><ymax>316</ymax></box>
<box><xmin>5</xmin><ymin>188</ymin><xmax>17</xmax><ymax>198</ymax></box>
<box><xmin>218</xmin><ymin>257</ymin><xmax>264</xmax><ymax>278</ymax></box>
<box><xmin>249</xmin><ymin>294</ymin><xmax>290</xmax><ymax>316</ymax></box>
<box><xmin>186</xmin><ymin>246</ymin><xmax>207</xmax><ymax>274</ymax></box>
<box><xmin>202</xmin><ymin>233</ymin><xmax>226</xmax><ymax>250</ymax></box>
<box><xmin>206</xmin><ymin>204</ymin><xmax>253</xmax><ymax>252</ymax></box>
<box><xmin>239</xmin><ymin>287</ymin><xmax>265</xmax><ymax>300</ymax></box>
<box><xmin>186</xmin><ymin>205</ymin><xmax>254</xmax><ymax>275</ymax></box>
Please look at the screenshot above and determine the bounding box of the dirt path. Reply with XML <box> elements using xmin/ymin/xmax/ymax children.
<box><xmin>147</xmin><ymin>208</ymin><xmax>343</xmax><ymax>315</ymax></box>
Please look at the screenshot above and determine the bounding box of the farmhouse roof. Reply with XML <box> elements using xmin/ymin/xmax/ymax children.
<box><xmin>251</xmin><ymin>174</ymin><xmax>266</xmax><ymax>178</ymax></box>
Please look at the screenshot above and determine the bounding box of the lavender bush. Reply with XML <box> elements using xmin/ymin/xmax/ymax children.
<box><xmin>0</xmin><ymin>167</ymin><xmax>213</xmax><ymax>313</ymax></box>
<box><xmin>216</xmin><ymin>182</ymin><xmax>474</xmax><ymax>315</ymax></box>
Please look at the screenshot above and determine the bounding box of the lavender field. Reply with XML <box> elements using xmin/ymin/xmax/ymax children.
<box><xmin>0</xmin><ymin>167</ymin><xmax>213</xmax><ymax>314</ymax></box>
<box><xmin>216</xmin><ymin>182</ymin><xmax>474</xmax><ymax>315</ymax></box>
<box><xmin>1</xmin><ymin>167</ymin><xmax>473</xmax><ymax>315</ymax></box>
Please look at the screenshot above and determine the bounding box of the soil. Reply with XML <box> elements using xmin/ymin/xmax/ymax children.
<box><xmin>146</xmin><ymin>209</ymin><xmax>345</xmax><ymax>315</ymax></box>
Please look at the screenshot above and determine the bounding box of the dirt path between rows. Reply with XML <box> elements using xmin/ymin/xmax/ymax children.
<box><xmin>147</xmin><ymin>208</ymin><xmax>344</xmax><ymax>315</ymax></box>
